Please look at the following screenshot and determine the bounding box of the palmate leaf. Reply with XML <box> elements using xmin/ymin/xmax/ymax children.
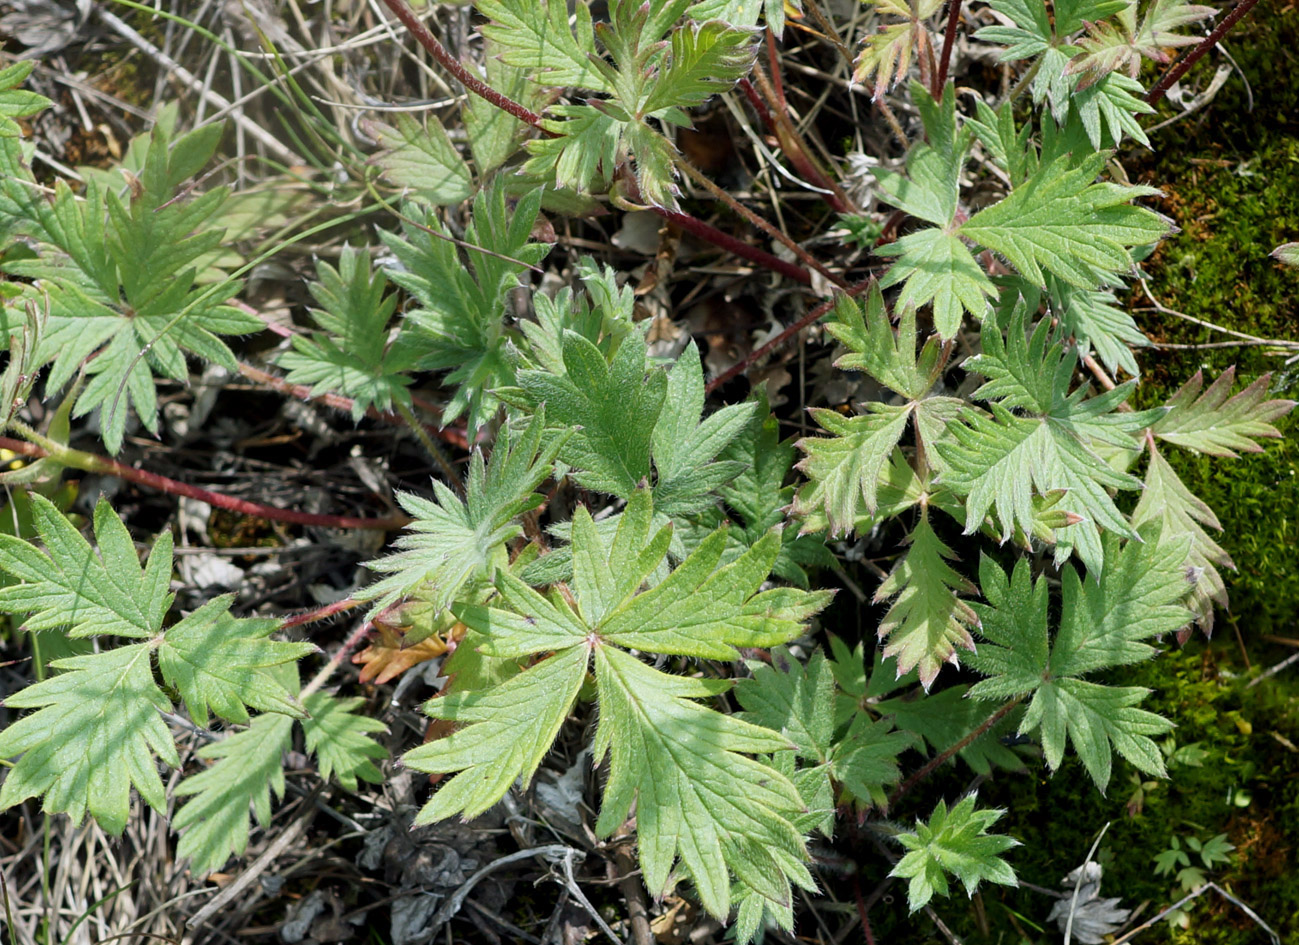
<box><xmin>380</xmin><ymin>179</ymin><xmax>551</xmax><ymax>432</ymax></box>
<box><xmin>477</xmin><ymin>0</ymin><xmax>611</xmax><ymax>90</ymax></box>
<box><xmin>891</xmin><ymin>794</ymin><xmax>1019</xmax><ymax>911</ymax></box>
<box><xmin>1068</xmin><ymin>0</ymin><xmax>1216</xmax><ymax>84</ymax></box>
<box><xmin>507</xmin><ymin>0</ymin><xmax>756</xmax><ymax>208</ymax></box>
<box><xmin>1151</xmin><ymin>367</ymin><xmax>1294</xmax><ymax>456</ymax></box>
<box><xmin>516</xmin><ymin>329</ymin><xmax>667</xmax><ymax>497</ymax></box>
<box><xmin>736</xmin><ymin>648</ymin><xmax>910</xmax><ymax>821</ymax></box>
<box><xmin>278</xmin><ymin>247</ymin><xmax>418</xmax><ymax>420</ymax></box>
<box><xmin>411</xmin><ymin>489</ymin><xmax>828</xmax><ymax>925</ymax></box>
<box><xmin>705</xmin><ymin>409</ymin><xmax>839</xmax><ymax>587</ymax></box>
<box><xmin>157</xmin><ymin>597</ymin><xmax>312</xmax><ymax>727</ymax></box>
<box><xmin>965</xmin><ymin>534</ymin><xmax>1192</xmax><ymax>791</ymax></box>
<box><xmin>2</xmin><ymin>118</ymin><xmax>262</xmax><ymax>453</ymax></box>
<box><xmin>360</xmin><ymin>409</ymin><xmax>563</xmax><ymax>619</ymax></box>
<box><xmin>173</xmin><ymin>675</ymin><xmax>387</xmax><ymax>875</ymax></box>
<box><xmin>0</xmin><ymin>495</ymin><xmax>172</xmax><ymax>638</ymax></box>
<box><xmin>939</xmin><ymin>403</ymin><xmax>1142</xmax><ymax>574</ymax></box>
<box><xmin>796</xmin><ymin>285</ymin><xmax>964</xmax><ymax>533</ymax></box>
<box><xmin>874</xmin><ymin>519</ymin><xmax>978</xmax><ymax>688</ymax></box>
<box><xmin>0</xmin><ymin>497</ymin><xmax>315</xmax><ymax>834</ymax></box>
<box><xmin>301</xmin><ymin>692</ymin><xmax>389</xmax><ymax>791</ymax></box>
<box><xmin>595</xmin><ymin>645</ymin><xmax>814</xmax><ymax>918</ymax></box>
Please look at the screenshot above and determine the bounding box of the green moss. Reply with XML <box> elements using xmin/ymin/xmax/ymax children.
<box><xmin>867</xmin><ymin>645</ymin><xmax>1299</xmax><ymax>944</ymax></box>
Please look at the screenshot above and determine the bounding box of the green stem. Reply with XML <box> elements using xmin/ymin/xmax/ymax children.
<box><xmin>396</xmin><ymin>400</ymin><xmax>464</xmax><ymax>495</ymax></box>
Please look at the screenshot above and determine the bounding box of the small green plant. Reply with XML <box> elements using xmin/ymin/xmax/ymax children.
<box><xmin>0</xmin><ymin>0</ymin><xmax>1292</xmax><ymax>940</ymax></box>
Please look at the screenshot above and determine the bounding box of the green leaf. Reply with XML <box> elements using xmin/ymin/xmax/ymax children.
<box><xmin>404</xmin><ymin>645</ymin><xmax>589</xmax><ymax>824</ymax></box>
<box><xmin>965</xmin><ymin>536</ymin><xmax>1191</xmax><ymax>790</ymax></box>
<box><xmin>301</xmin><ymin>692</ymin><xmax>389</xmax><ymax>791</ymax></box>
<box><xmin>517</xmin><ymin>329</ymin><xmax>667</xmax><ymax>497</ymax></box>
<box><xmin>939</xmin><ymin>403</ymin><xmax>1143</xmax><ymax>574</ymax></box>
<box><xmin>0</xmin><ymin>61</ymin><xmax>52</xmax><ymax>138</ymax></box>
<box><xmin>958</xmin><ymin>152</ymin><xmax>1170</xmax><ymax>290</ymax></box>
<box><xmin>380</xmin><ymin>178</ymin><xmax>551</xmax><ymax>432</ymax></box>
<box><xmin>477</xmin><ymin>0</ymin><xmax>611</xmax><ymax>91</ymax></box>
<box><xmin>891</xmin><ymin>794</ymin><xmax>1019</xmax><ymax>911</ymax></box>
<box><xmin>1273</xmin><ymin>242</ymin><xmax>1299</xmax><ymax>268</ymax></box>
<box><xmin>4</xmin><ymin>117</ymin><xmax>262</xmax><ymax>453</ymax></box>
<box><xmin>0</xmin><ymin>644</ymin><xmax>179</xmax><ymax>833</ymax></box>
<box><xmin>594</xmin><ymin>644</ymin><xmax>812</xmax><ymax>920</ymax></box>
<box><xmin>464</xmin><ymin>42</ymin><xmax>541</xmax><ymax>173</ymax></box>
<box><xmin>795</xmin><ymin>404</ymin><xmax>912</xmax><ymax>534</ymax></box>
<box><xmin>877</xmin><ymin>230</ymin><xmax>996</xmax><ymax>337</ymax></box>
<box><xmin>1151</xmin><ymin>368</ymin><xmax>1295</xmax><ymax>456</ymax></box>
<box><xmin>361</xmin><ymin>409</ymin><xmax>563</xmax><ymax>616</ymax></box>
<box><xmin>368</xmin><ymin>113</ymin><xmax>473</xmax><ymax>206</ymax></box>
<box><xmin>874</xmin><ymin>519</ymin><xmax>978</xmax><ymax>689</ymax></box>
<box><xmin>1072</xmin><ymin>73</ymin><xmax>1154</xmax><ymax>149</ymax></box>
<box><xmin>0</xmin><ymin>495</ymin><xmax>172</xmax><ymax>639</ymax></box>
<box><xmin>707</xmin><ymin>408</ymin><xmax>838</xmax><ymax>587</ymax></box>
<box><xmin>278</xmin><ymin>247</ymin><xmax>418</xmax><ymax>419</ymax></box>
<box><xmin>651</xmin><ymin>340</ymin><xmax>758</xmax><ymax>516</ymax></box>
<box><xmin>157</xmin><ymin>597</ymin><xmax>312</xmax><ymax>727</ymax></box>
<box><xmin>877</xmin><ymin>684</ymin><xmax>1028</xmax><ymax>775</ymax></box>
<box><xmin>172</xmin><ymin>711</ymin><xmax>295</xmax><ymax>874</ymax></box>
<box><xmin>640</xmin><ymin>19</ymin><xmax>758</xmax><ymax>115</ymax></box>
<box><xmin>736</xmin><ymin>647</ymin><xmax>836</xmax><ymax>763</ymax></box>
<box><xmin>1131</xmin><ymin>443</ymin><xmax>1231</xmax><ymax>632</ymax></box>
<box><xmin>1069</xmin><ymin>0</ymin><xmax>1215</xmax><ymax>85</ymax></box>
<box><xmin>827</xmin><ymin>285</ymin><xmax>945</xmax><ymax>400</ymax></box>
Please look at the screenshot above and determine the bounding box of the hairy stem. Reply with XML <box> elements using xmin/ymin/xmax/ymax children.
<box><xmin>0</xmin><ymin>430</ymin><xmax>409</xmax><ymax>531</ymax></box>
<box><xmin>1145</xmin><ymin>0</ymin><xmax>1261</xmax><ymax>106</ymax></box>
<box><xmin>282</xmin><ymin>597</ymin><xmax>364</xmax><ymax>629</ymax></box>
<box><xmin>396</xmin><ymin>399</ymin><xmax>464</xmax><ymax>495</ymax></box>
<box><xmin>705</xmin><ymin>278</ymin><xmax>876</xmax><ymax>393</ymax></box>
<box><xmin>676</xmin><ymin>156</ymin><xmax>847</xmax><ymax>288</ymax></box>
<box><xmin>649</xmin><ymin>203</ymin><xmax>813</xmax><ymax>284</ymax></box>
<box><xmin>376</xmin><ymin>0</ymin><xmax>546</xmax><ymax>129</ymax></box>
<box><xmin>239</xmin><ymin>362</ymin><xmax>469</xmax><ymax>450</ymax></box>
<box><xmin>886</xmin><ymin>697</ymin><xmax>1023</xmax><ymax>808</ymax></box>
<box><xmin>751</xmin><ymin>63</ymin><xmax>857</xmax><ymax>214</ymax></box>
<box><xmin>300</xmin><ymin>620</ymin><xmax>375</xmax><ymax>700</ymax></box>
<box><xmin>935</xmin><ymin>0</ymin><xmax>963</xmax><ymax>94</ymax></box>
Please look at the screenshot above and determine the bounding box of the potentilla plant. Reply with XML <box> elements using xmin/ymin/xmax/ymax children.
<box><xmin>0</xmin><ymin>0</ymin><xmax>1291</xmax><ymax>939</ymax></box>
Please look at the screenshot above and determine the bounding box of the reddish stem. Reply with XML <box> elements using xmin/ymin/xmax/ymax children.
<box><xmin>653</xmin><ymin>206</ymin><xmax>813</xmax><ymax>284</ymax></box>
<box><xmin>886</xmin><ymin>697</ymin><xmax>1022</xmax><ymax>809</ymax></box>
<box><xmin>380</xmin><ymin>0</ymin><xmax>817</xmax><ymax>284</ymax></box>
<box><xmin>1144</xmin><ymin>0</ymin><xmax>1261</xmax><ymax>106</ymax></box>
<box><xmin>239</xmin><ymin>362</ymin><xmax>469</xmax><ymax>451</ymax></box>
<box><xmin>282</xmin><ymin>597</ymin><xmax>363</xmax><ymax>629</ymax></box>
<box><xmin>738</xmin><ymin>77</ymin><xmax>776</xmax><ymax>132</ymax></box>
<box><xmin>0</xmin><ymin>436</ymin><xmax>410</xmax><ymax>531</ymax></box>
<box><xmin>705</xmin><ymin>278</ymin><xmax>875</xmax><ymax>393</ymax></box>
<box><xmin>935</xmin><ymin>0</ymin><xmax>963</xmax><ymax>94</ymax></box>
<box><xmin>764</xmin><ymin>30</ymin><xmax>788</xmax><ymax>110</ymax></box>
<box><xmin>377</xmin><ymin>0</ymin><xmax>547</xmax><ymax>130</ymax></box>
